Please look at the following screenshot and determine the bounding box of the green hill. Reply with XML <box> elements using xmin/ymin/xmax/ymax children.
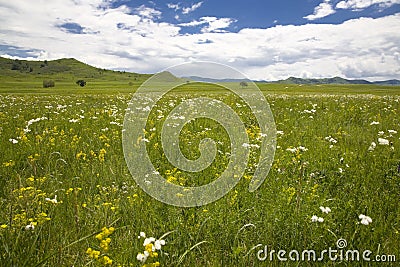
<box><xmin>0</xmin><ymin>56</ymin><xmax>152</xmax><ymax>89</ymax></box>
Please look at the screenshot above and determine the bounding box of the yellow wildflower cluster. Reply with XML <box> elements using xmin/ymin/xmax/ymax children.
<box><xmin>86</xmin><ymin>227</ymin><xmax>115</xmax><ymax>265</ymax></box>
<box><xmin>99</xmin><ymin>148</ymin><xmax>107</xmax><ymax>162</ymax></box>
<box><xmin>2</xmin><ymin>160</ymin><xmax>15</xmax><ymax>167</ymax></box>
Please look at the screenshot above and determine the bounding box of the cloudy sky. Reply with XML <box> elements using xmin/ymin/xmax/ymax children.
<box><xmin>0</xmin><ymin>0</ymin><xmax>399</xmax><ymax>81</ymax></box>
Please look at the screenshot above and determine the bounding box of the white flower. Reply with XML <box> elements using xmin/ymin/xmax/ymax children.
<box><xmin>320</xmin><ymin>206</ymin><xmax>331</xmax><ymax>214</ymax></box>
<box><xmin>138</xmin><ymin>231</ymin><xmax>146</xmax><ymax>239</ymax></box>
<box><xmin>143</xmin><ymin>237</ymin><xmax>155</xmax><ymax>246</ymax></box>
<box><xmin>359</xmin><ymin>214</ymin><xmax>372</xmax><ymax>225</ymax></box>
<box><xmin>286</xmin><ymin>147</ymin><xmax>297</xmax><ymax>153</ymax></box>
<box><xmin>298</xmin><ymin>146</ymin><xmax>308</xmax><ymax>152</ymax></box>
<box><xmin>154</xmin><ymin>239</ymin><xmax>165</xmax><ymax>250</ymax></box>
<box><xmin>378</xmin><ymin>131</ymin><xmax>384</xmax><ymax>136</ymax></box>
<box><xmin>378</xmin><ymin>138</ymin><xmax>389</xmax><ymax>145</ymax></box>
<box><xmin>388</xmin><ymin>130</ymin><xmax>397</xmax><ymax>134</ymax></box>
<box><xmin>69</xmin><ymin>118</ymin><xmax>79</xmax><ymax>123</ymax></box>
<box><xmin>311</xmin><ymin>215</ymin><xmax>324</xmax><ymax>223</ymax></box>
<box><xmin>9</xmin><ymin>138</ymin><xmax>18</xmax><ymax>144</ymax></box>
<box><xmin>370</xmin><ymin>121</ymin><xmax>380</xmax><ymax>125</ymax></box>
<box><xmin>311</xmin><ymin>215</ymin><xmax>319</xmax><ymax>222</ymax></box>
<box><xmin>136</xmin><ymin>253</ymin><xmax>148</xmax><ymax>263</ymax></box>
<box><xmin>325</xmin><ymin>136</ymin><xmax>338</xmax><ymax>144</ymax></box>
<box><xmin>25</xmin><ymin>222</ymin><xmax>35</xmax><ymax>230</ymax></box>
<box><xmin>276</xmin><ymin>130</ymin><xmax>284</xmax><ymax>135</ymax></box>
<box><xmin>45</xmin><ymin>195</ymin><xmax>58</xmax><ymax>204</ymax></box>
<box><xmin>242</xmin><ymin>143</ymin><xmax>251</xmax><ymax>148</ymax></box>
<box><xmin>368</xmin><ymin>142</ymin><xmax>376</xmax><ymax>151</ymax></box>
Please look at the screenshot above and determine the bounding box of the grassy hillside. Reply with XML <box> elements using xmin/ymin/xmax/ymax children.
<box><xmin>0</xmin><ymin>56</ymin><xmax>152</xmax><ymax>90</ymax></box>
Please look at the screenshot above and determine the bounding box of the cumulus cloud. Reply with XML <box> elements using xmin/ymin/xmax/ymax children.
<box><xmin>336</xmin><ymin>0</ymin><xmax>400</xmax><ymax>10</ymax></box>
<box><xmin>304</xmin><ymin>0</ymin><xmax>336</xmax><ymax>20</ymax></box>
<box><xmin>0</xmin><ymin>1</ymin><xmax>399</xmax><ymax>81</ymax></box>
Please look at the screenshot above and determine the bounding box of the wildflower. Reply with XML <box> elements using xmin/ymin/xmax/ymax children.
<box><xmin>1</xmin><ymin>224</ymin><xmax>7</xmax><ymax>229</ymax></box>
<box><xmin>45</xmin><ymin>195</ymin><xmax>58</xmax><ymax>204</ymax></box>
<box><xmin>154</xmin><ymin>239</ymin><xmax>165</xmax><ymax>250</ymax></box>
<box><xmin>137</xmin><ymin>252</ymin><xmax>149</xmax><ymax>263</ymax></box>
<box><xmin>276</xmin><ymin>130</ymin><xmax>284</xmax><ymax>135</ymax></box>
<box><xmin>100</xmin><ymin>238</ymin><xmax>111</xmax><ymax>251</ymax></box>
<box><xmin>370</xmin><ymin>121</ymin><xmax>380</xmax><ymax>125</ymax></box>
<box><xmin>319</xmin><ymin>206</ymin><xmax>331</xmax><ymax>214</ymax></box>
<box><xmin>138</xmin><ymin>231</ymin><xmax>146</xmax><ymax>239</ymax></box>
<box><xmin>86</xmin><ymin>248</ymin><xmax>101</xmax><ymax>259</ymax></box>
<box><xmin>388</xmin><ymin>130</ymin><xmax>397</xmax><ymax>134</ymax></box>
<box><xmin>286</xmin><ymin>147</ymin><xmax>297</xmax><ymax>153</ymax></box>
<box><xmin>9</xmin><ymin>138</ymin><xmax>18</xmax><ymax>144</ymax></box>
<box><xmin>99</xmin><ymin>148</ymin><xmax>107</xmax><ymax>162</ymax></box>
<box><xmin>311</xmin><ymin>215</ymin><xmax>324</xmax><ymax>223</ymax></box>
<box><xmin>378</xmin><ymin>131</ymin><xmax>384</xmax><ymax>136</ymax></box>
<box><xmin>368</xmin><ymin>142</ymin><xmax>376</xmax><ymax>151</ymax></box>
<box><xmin>359</xmin><ymin>214</ymin><xmax>372</xmax><ymax>225</ymax></box>
<box><xmin>144</xmin><ymin>237</ymin><xmax>156</xmax><ymax>246</ymax></box>
<box><xmin>378</xmin><ymin>138</ymin><xmax>389</xmax><ymax>145</ymax></box>
<box><xmin>298</xmin><ymin>146</ymin><xmax>308</xmax><ymax>152</ymax></box>
<box><xmin>25</xmin><ymin>222</ymin><xmax>36</xmax><ymax>230</ymax></box>
<box><xmin>101</xmin><ymin>255</ymin><xmax>113</xmax><ymax>265</ymax></box>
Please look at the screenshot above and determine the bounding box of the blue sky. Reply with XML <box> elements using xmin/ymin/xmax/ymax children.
<box><xmin>0</xmin><ymin>0</ymin><xmax>399</xmax><ymax>80</ymax></box>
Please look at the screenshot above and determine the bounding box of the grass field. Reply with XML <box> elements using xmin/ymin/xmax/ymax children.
<box><xmin>1</xmin><ymin>81</ymin><xmax>400</xmax><ymax>266</ymax></box>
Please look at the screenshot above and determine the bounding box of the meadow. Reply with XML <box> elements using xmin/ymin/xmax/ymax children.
<box><xmin>0</xmin><ymin>82</ymin><xmax>399</xmax><ymax>266</ymax></box>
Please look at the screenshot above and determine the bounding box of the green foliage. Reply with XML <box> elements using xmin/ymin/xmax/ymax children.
<box><xmin>76</xmin><ymin>79</ymin><xmax>86</xmax><ymax>87</ymax></box>
<box><xmin>42</xmin><ymin>79</ymin><xmax>55</xmax><ymax>88</ymax></box>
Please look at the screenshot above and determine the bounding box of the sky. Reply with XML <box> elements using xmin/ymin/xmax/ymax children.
<box><xmin>0</xmin><ymin>0</ymin><xmax>399</xmax><ymax>81</ymax></box>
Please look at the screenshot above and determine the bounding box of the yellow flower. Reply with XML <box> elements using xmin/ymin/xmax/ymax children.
<box><xmin>1</xmin><ymin>224</ymin><xmax>7</xmax><ymax>229</ymax></box>
<box><xmin>99</xmin><ymin>148</ymin><xmax>107</xmax><ymax>162</ymax></box>
<box><xmin>102</xmin><ymin>255</ymin><xmax>113</xmax><ymax>265</ymax></box>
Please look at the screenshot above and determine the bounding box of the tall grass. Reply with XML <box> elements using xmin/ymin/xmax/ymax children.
<box><xmin>0</xmin><ymin>88</ymin><xmax>399</xmax><ymax>266</ymax></box>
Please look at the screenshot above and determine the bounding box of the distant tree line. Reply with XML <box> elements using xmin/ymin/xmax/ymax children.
<box><xmin>11</xmin><ymin>59</ymin><xmax>33</xmax><ymax>73</ymax></box>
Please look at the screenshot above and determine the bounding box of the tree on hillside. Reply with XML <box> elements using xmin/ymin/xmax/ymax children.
<box><xmin>76</xmin><ymin>80</ymin><xmax>86</xmax><ymax>87</ymax></box>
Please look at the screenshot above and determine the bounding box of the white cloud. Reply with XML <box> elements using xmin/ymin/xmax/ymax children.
<box><xmin>304</xmin><ymin>1</ymin><xmax>336</xmax><ymax>20</ymax></box>
<box><xmin>182</xmin><ymin>1</ymin><xmax>203</xmax><ymax>14</ymax></box>
<box><xmin>200</xmin><ymin>17</ymin><xmax>236</xmax><ymax>33</ymax></box>
<box><xmin>134</xmin><ymin>5</ymin><xmax>161</xmax><ymax>19</ymax></box>
<box><xmin>179</xmin><ymin>17</ymin><xmax>235</xmax><ymax>33</ymax></box>
<box><xmin>167</xmin><ymin>3</ymin><xmax>180</xmax><ymax>11</ymax></box>
<box><xmin>0</xmin><ymin>1</ymin><xmax>399</xmax><ymax>81</ymax></box>
<box><xmin>336</xmin><ymin>0</ymin><xmax>400</xmax><ymax>10</ymax></box>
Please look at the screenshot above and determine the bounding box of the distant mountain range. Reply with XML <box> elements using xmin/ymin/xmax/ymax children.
<box><xmin>273</xmin><ymin>76</ymin><xmax>400</xmax><ymax>85</ymax></box>
<box><xmin>185</xmin><ymin>75</ymin><xmax>400</xmax><ymax>85</ymax></box>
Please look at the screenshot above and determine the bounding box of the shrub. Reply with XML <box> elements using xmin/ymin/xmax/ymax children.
<box><xmin>43</xmin><ymin>80</ymin><xmax>55</xmax><ymax>88</ymax></box>
<box><xmin>76</xmin><ymin>80</ymin><xmax>86</xmax><ymax>87</ymax></box>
